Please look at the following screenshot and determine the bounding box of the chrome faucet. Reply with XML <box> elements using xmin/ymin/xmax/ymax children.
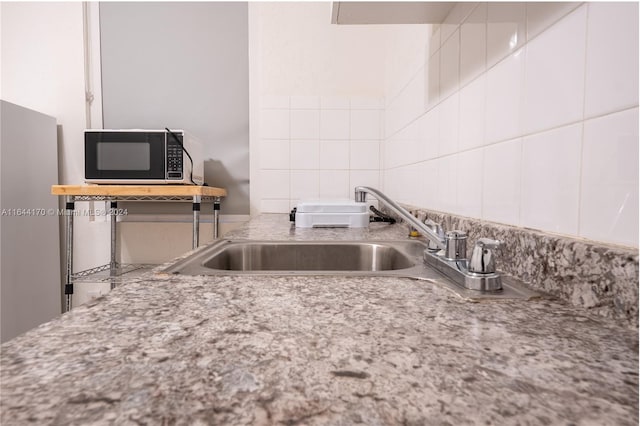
<box><xmin>354</xmin><ymin>186</ymin><xmax>503</xmax><ymax>292</ymax></box>
<box><xmin>354</xmin><ymin>186</ymin><xmax>446</xmax><ymax>250</ymax></box>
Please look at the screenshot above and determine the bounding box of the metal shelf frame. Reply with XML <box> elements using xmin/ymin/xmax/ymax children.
<box><xmin>72</xmin><ymin>263</ymin><xmax>157</xmax><ymax>281</ymax></box>
<box><xmin>52</xmin><ymin>185</ymin><xmax>226</xmax><ymax>312</ymax></box>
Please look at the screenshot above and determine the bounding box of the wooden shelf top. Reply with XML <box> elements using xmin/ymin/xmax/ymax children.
<box><xmin>51</xmin><ymin>185</ymin><xmax>227</xmax><ymax>197</ymax></box>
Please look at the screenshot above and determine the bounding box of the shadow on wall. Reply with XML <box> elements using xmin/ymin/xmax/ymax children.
<box><xmin>204</xmin><ymin>159</ymin><xmax>249</xmax><ymax>215</ymax></box>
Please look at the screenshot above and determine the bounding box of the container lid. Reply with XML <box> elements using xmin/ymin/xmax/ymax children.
<box><xmin>296</xmin><ymin>199</ymin><xmax>368</xmax><ymax>213</ymax></box>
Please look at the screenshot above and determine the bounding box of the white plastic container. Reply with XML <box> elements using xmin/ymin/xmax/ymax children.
<box><xmin>294</xmin><ymin>200</ymin><xmax>369</xmax><ymax>228</ymax></box>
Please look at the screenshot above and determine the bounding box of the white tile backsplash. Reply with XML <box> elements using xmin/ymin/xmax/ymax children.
<box><xmin>350</xmin><ymin>140</ymin><xmax>380</xmax><ymax>170</ymax></box>
<box><xmin>383</xmin><ymin>136</ymin><xmax>402</xmax><ymax>170</ymax></box>
<box><xmin>387</xmin><ymin>1</ymin><xmax>638</xmax><ymax>247</ymax></box>
<box><xmin>349</xmin><ymin>170</ymin><xmax>380</xmax><ymax>194</ymax></box>
<box><xmin>290</xmin><ymin>170</ymin><xmax>319</xmax><ymax>200</ymax></box>
<box><xmin>456</xmin><ymin>149</ymin><xmax>483</xmax><ymax>218</ymax></box>
<box><xmin>393</xmin><ymin>69</ymin><xmax>426</xmax><ymax>134</ymax></box>
<box><xmin>438</xmin><ymin>92</ymin><xmax>459</xmax><ymax>156</ymax></box>
<box><xmin>485</xmin><ymin>49</ymin><xmax>524</xmax><ymax>144</ymax></box>
<box><xmin>319</xmin><ymin>170</ymin><xmax>350</xmax><ymax>199</ymax></box>
<box><xmin>351</xmin><ymin>109</ymin><xmax>381</xmax><ymax>140</ymax></box>
<box><xmin>319</xmin><ymin>140</ymin><xmax>349</xmax><ymax>170</ymax></box>
<box><xmin>260</xmin><ymin>139</ymin><xmax>289</xmax><ymax>169</ymax></box>
<box><xmin>420</xmin><ymin>108</ymin><xmax>439</xmax><ymax>161</ymax></box>
<box><xmin>397</xmin><ymin>120</ymin><xmax>423</xmax><ymax>166</ymax></box>
<box><xmin>421</xmin><ymin>160</ymin><xmax>439</xmax><ymax>212</ymax></box>
<box><xmin>260</xmin><ymin>170</ymin><xmax>290</xmax><ymax>199</ymax></box>
<box><xmin>320</xmin><ymin>109</ymin><xmax>350</xmax><ymax>140</ymax></box>
<box><xmin>256</xmin><ymin>3</ymin><xmax>638</xmax><ymax>248</ymax></box>
<box><xmin>521</xmin><ymin>123</ymin><xmax>582</xmax><ymax>235</ymax></box>
<box><xmin>436</xmin><ymin>156</ymin><xmax>458</xmax><ymax>214</ymax></box>
<box><xmin>290</xmin><ymin>109</ymin><xmax>320</xmax><ymax>139</ymax></box>
<box><xmin>482</xmin><ymin>138</ymin><xmax>522</xmax><ymax>225</ymax></box>
<box><xmin>260</xmin><ymin>199</ymin><xmax>290</xmax><ymax>214</ymax></box>
<box><xmin>393</xmin><ymin>164</ymin><xmax>422</xmax><ymax>205</ymax></box>
<box><xmin>260</xmin><ymin>109</ymin><xmax>289</xmax><ymax>139</ymax></box>
<box><xmin>426</xmin><ymin>50</ymin><xmax>441</xmax><ymax>110</ymax></box>
<box><xmin>580</xmin><ymin>108</ymin><xmax>639</xmax><ymax>247</ymax></box>
<box><xmin>459</xmin><ymin>74</ymin><xmax>486</xmax><ymax>151</ymax></box>
<box><xmin>383</xmin><ymin>168</ymin><xmax>401</xmax><ymax>203</ymax></box>
<box><xmin>290</xmin><ymin>140</ymin><xmax>319</xmax><ymax>170</ymax></box>
<box><xmin>584</xmin><ymin>2</ymin><xmax>639</xmax><ymax>119</ymax></box>
<box><xmin>523</xmin><ymin>5</ymin><xmax>587</xmax><ymax>135</ymax></box>
<box><xmin>258</xmin><ymin>97</ymin><xmax>382</xmax><ymax>212</ymax></box>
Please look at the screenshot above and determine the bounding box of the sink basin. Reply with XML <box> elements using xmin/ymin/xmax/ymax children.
<box><xmin>163</xmin><ymin>239</ymin><xmax>539</xmax><ymax>301</ymax></box>
<box><xmin>165</xmin><ymin>240</ymin><xmax>426</xmax><ymax>275</ymax></box>
<box><xmin>204</xmin><ymin>241</ymin><xmax>417</xmax><ymax>271</ymax></box>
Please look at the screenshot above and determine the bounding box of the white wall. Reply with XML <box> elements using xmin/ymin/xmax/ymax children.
<box><xmin>1</xmin><ymin>2</ymin><xmax>111</xmax><ymax>271</ymax></box>
<box><xmin>382</xmin><ymin>2</ymin><xmax>639</xmax><ymax>248</ymax></box>
<box><xmin>99</xmin><ymin>2</ymin><xmax>250</xmax><ymax>215</ymax></box>
<box><xmin>252</xmin><ymin>2</ymin><xmax>392</xmax><ymax>212</ymax></box>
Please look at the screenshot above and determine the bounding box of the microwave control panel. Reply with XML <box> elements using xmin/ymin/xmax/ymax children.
<box><xmin>166</xmin><ymin>136</ymin><xmax>183</xmax><ymax>179</ymax></box>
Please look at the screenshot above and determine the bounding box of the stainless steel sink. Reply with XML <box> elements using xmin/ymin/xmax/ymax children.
<box><xmin>165</xmin><ymin>240</ymin><xmax>425</xmax><ymax>275</ymax></box>
<box><xmin>163</xmin><ymin>239</ymin><xmax>539</xmax><ymax>301</ymax></box>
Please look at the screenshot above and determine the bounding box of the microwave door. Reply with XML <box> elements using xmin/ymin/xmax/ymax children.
<box><xmin>85</xmin><ymin>131</ymin><xmax>166</xmax><ymax>181</ymax></box>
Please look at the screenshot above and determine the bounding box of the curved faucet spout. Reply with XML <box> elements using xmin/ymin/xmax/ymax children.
<box><xmin>354</xmin><ymin>186</ymin><xmax>446</xmax><ymax>250</ymax></box>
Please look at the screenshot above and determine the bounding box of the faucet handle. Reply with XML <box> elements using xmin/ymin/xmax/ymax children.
<box><xmin>424</xmin><ymin>219</ymin><xmax>445</xmax><ymax>250</ymax></box>
<box><xmin>444</xmin><ymin>230</ymin><xmax>468</xmax><ymax>260</ymax></box>
<box><xmin>424</xmin><ymin>219</ymin><xmax>441</xmax><ymax>229</ymax></box>
<box><xmin>468</xmin><ymin>238</ymin><xmax>503</xmax><ymax>274</ymax></box>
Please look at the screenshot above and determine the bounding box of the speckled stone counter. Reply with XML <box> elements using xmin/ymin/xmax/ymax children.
<box><xmin>1</xmin><ymin>215</ymin><xmax>638</xmax><ymax>425</ymax></box>
<box><xmin>401</xmin><ymin>206</ymin><xmax>639</xmax><ymax>328</ymax></box>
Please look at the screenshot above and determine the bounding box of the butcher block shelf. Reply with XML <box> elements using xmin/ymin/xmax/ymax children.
<box><xmin>51</xmin><ymin>185</ymin><xmax>227</xmax><ymax>198</ymax></box>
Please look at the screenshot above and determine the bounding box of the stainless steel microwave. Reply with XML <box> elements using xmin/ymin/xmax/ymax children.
<box><xmin>84</xmin><ymin>129</ymin><xmax>204</xmax><ymax>185</ymax></box>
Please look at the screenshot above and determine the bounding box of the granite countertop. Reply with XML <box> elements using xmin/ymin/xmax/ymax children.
<box><xmin>1</xmin><ymin>215</ymin><xmax>638</xmax><ymax>425</ymax></box>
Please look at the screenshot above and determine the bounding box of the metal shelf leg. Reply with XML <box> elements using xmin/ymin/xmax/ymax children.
<box><xmin>64</xmin><ymin>196</ymin><xmax>74</xmax><ymax>312</ymax></box>
<box><xmin>110</xmin><ymin>201</ymin><xmax>118</xmax><ymax>289</ymax></box>
<box><xmin>214</xmin><ymin>197</ymin><xmax>221</xmax><ymax>239</ymax></box>
<box><xmin>192</xmin><ymin>195</ymin><xmax>201</xmax><ymax>249</ymax></box>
